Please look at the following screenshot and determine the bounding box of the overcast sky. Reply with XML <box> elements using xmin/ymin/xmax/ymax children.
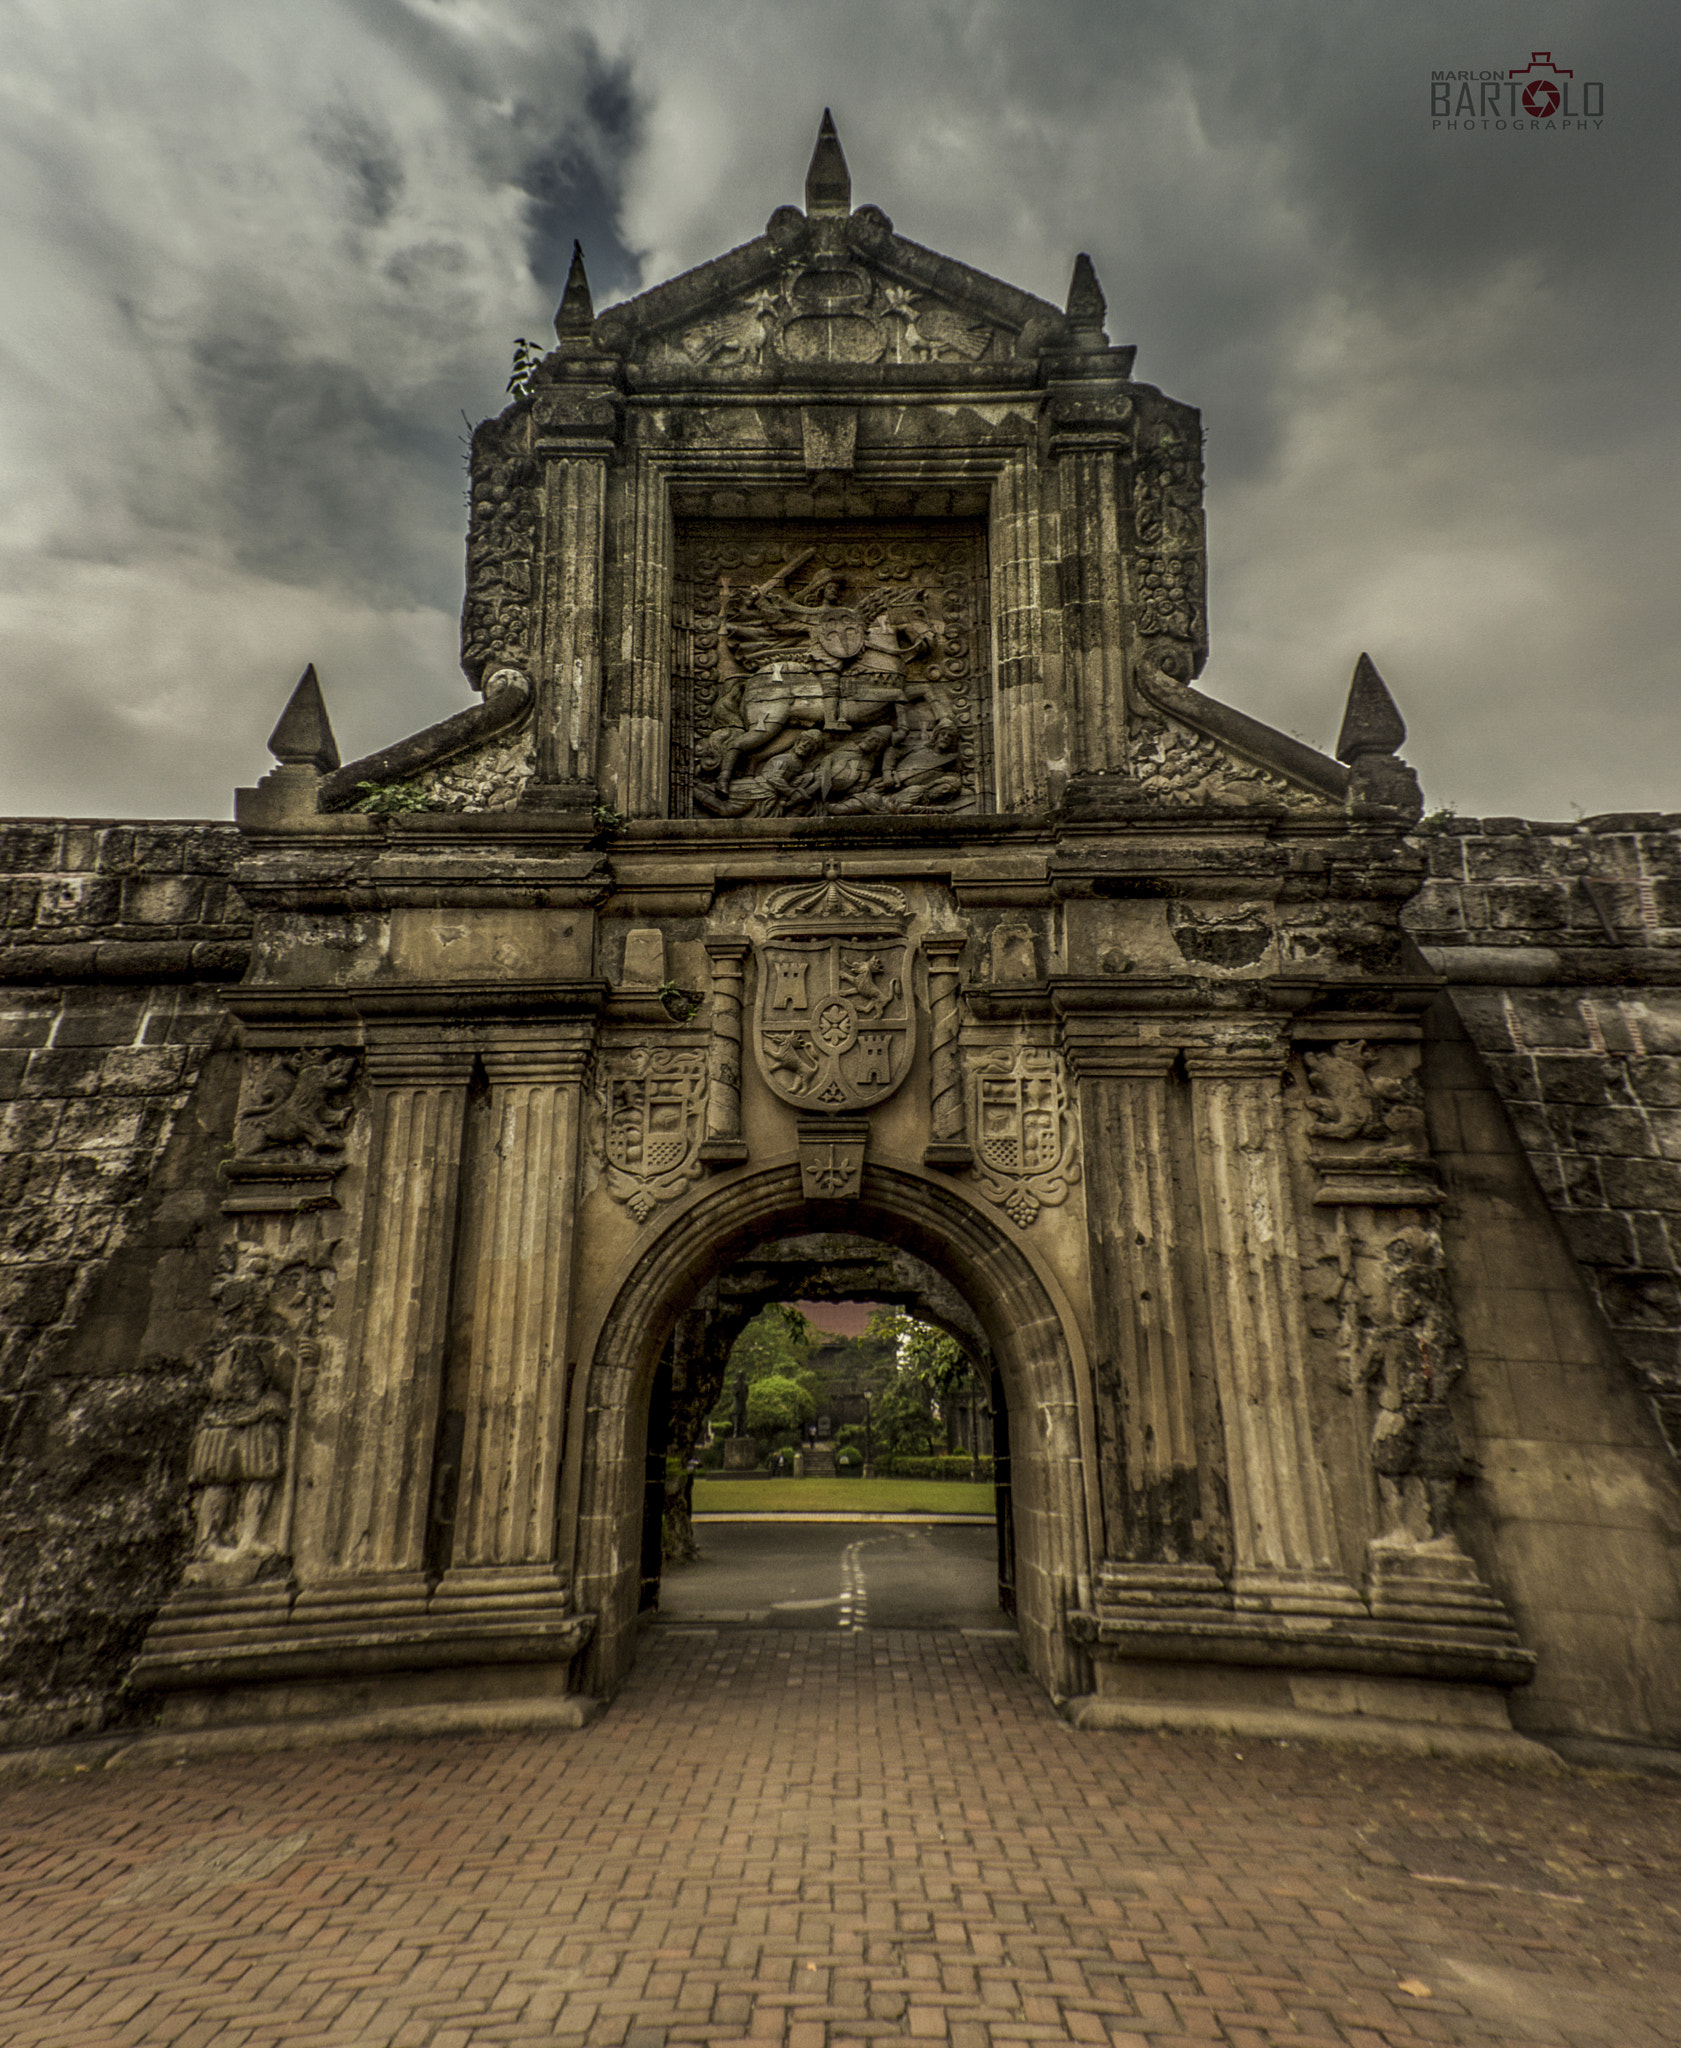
<box><xmin>2</xmin><ymin>0</ymin><xmax>1675</xmax><ymax>821</ymax></box>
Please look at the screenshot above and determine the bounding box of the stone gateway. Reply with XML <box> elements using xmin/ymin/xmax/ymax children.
<box><xmin>3</xmin><ymin>117</ymin><xmax>1679</xmax><ymax>1764</ymax></box>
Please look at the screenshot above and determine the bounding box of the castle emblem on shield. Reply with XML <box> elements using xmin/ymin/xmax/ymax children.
<box><xmin>753</xmin><ymin>871</ymin><xmax>916</xmax><ymax>1113</ymax></box>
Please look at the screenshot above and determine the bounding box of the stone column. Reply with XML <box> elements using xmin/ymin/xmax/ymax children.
<box><xmin>623</xmin><ymin>454</ymin><xmax>675</xmax><ymax>817</ymax></box>
<box><xmin>923</xmin><ymin>932</ymin><xmax>971</xmax><ymax>1167</ymax></box>
<box><xmin>300</xmin><ymin>1043</ymin><xmax>473</xmax><ymax>1619</ymax></box>
<box><xmin>991</xmin><ymin>449</ymin><xmax>1058</xmax><ymax>811</ymax></box>
<box><xmin>1185</xmin><ymin>1045</ymin><xmax>1365</xmax><ymax>1616</ymax></box>
<box><xmin>700</xmin><ymin>937</ymin><xmax>749</xmax><ymax>1164</ymax></box>
<box><xmin>433</xmin><ymin>1032</ymin><xmax>593</xmax><ymax>1619</ymax></box>
<box><xmin>1055</xmin><ymin>443</ymin><xmax>1128</xmax><ymax>775</ymax></box>
<box><xmin>528</xmin><ymin>375</ymin><xmax>619</xmax><ymax>808</ymax></box>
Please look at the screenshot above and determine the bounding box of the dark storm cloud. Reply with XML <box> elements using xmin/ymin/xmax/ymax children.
<box><xmin>0</xmin><ymin>0</ymin><xmax>1675</xmax><ymax>817</ymax></box>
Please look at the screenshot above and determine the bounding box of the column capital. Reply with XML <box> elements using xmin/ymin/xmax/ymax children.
<box><xmin>1183</xmin><ymin>1043</ymin><xmax>1289</xmax><ymax>1082</ymax></box>
<box><xmin>703</xmin><ymin>935</ymin><xmax>751</xmax><ymax>965</ymax></box>
<box><xmin>922</xmin><ymin>931</ymin><xmax>969</xmax><ymax>964</ymax></box>
<box><xmin>363</xmin><ymin>1043</ymin><xmax>477</xmax><ymax>1088</ymax></box>
<box><xmin>480</xmin><ymin>1029</ymin><xmax>594</xmax><ymax>1088</ymax></box>
<box><xmin>1059</xmin><ymin>1025</ymin><xmax>1178</xmax><ymax>1083</ymax></box>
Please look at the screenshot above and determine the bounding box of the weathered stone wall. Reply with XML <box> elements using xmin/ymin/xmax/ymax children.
<box><xmin>1404</xmin><ymin>815</ymin><xmax>1681</xmax><ymax>1749</ymax></box>
<box><xmin>1406</xmin><ymin>815</ymin><xmax>1681</xmax><ymax>1457</ymax></box>
<box><xmin>0</xmin><ymin>822</ymin><xmax>247</xmax><ymax>1744</ymax></box>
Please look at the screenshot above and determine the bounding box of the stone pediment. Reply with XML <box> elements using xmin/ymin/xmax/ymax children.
<box><xmin>582</xmin><ymin>113</ymin><xmax>1076</xmax><ymax>378</ymax></box>
<box><xmin>591</xmin><ymin>216</ymin><xmax>1070</xmax><ymax>375</ymax></box>
<box><xmin>1121</xmin><ymin>665</ymin><xmax>1351</xmax><ymax>813</ymax></box>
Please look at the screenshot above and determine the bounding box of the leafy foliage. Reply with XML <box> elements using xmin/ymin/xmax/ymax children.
<box><xmin>354</xmin><ymin>781</ymin><xmax>430</xmax><ymax>817</ymax></box>
<box><xmin>744</xmin><ymin>1372</ymin><xmax>815</xmax><ymax>1439</ymax></box>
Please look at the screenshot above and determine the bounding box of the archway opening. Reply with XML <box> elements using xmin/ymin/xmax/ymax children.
<box><xmin>568</xmin><ymin>1165</ymin><xmax>1094</xmax><ymax>1703</ymax></box>
<box><xmin>634</xmin><ymin>1238</ymin><xmax>1015</xmax><ymax>1632</ymax></box>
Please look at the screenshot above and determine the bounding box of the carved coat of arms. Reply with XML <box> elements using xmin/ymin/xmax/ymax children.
<box><xmin>754</xmin><ymin>875</ymin><xmax>916</xmax><ymax>1114</ymax></box>
<box><xmin>970</xmin><ymin>1046</ymin><xmax>1079</xmax><ymax>1228</ymax></box>
<box><xmin>596</xmin><ymin>1048</ymin><xmax>709</xmax><ymax>1221</ymax></box>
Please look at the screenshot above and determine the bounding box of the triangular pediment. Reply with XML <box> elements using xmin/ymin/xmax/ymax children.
<box><xmin>1124</xmin><ymin>669</ymin><xmax>1350</xmax><ymax>813</ymax></box>
<box><xmin>591</xmin><ymin>213</ymin><xmax>1070</xmax><ymax>372</ymax></box>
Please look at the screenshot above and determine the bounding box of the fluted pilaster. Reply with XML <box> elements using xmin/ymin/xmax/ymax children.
<box><xmin>318</xmin><ymin>1044</ymin><xmax>472</xmax><ymax>1588</ymax></box>
<box><xmin>444</xmin><ymin>1034</ymin><xmax>593</xmax><ymax>1579</ymax></box>
<box><xmin>1186</xmin><ymin>1045</ymin><xmax>1363</xmax><ymax>1616</ymax></box>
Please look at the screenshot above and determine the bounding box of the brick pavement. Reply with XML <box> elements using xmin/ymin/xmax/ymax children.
<box><xmin>1</xmin><ymin>1626</ymin><xmax>1679</xmax><ymax>2047</ymax></box>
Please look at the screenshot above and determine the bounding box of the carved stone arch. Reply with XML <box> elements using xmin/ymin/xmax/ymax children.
<box><xmin>565</xmin><ymin>1161</ymin><xmax>1099</xmax><ymax>1702</ymax></box>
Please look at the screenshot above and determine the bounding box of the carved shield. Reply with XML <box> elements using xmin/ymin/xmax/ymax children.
<box><xmin>811</xmin><ymin>610</ymin><xmax>865</xmax><ymax>666</ymax></box>
<box><xmin>600</xmin><ymin>1051</ymin><xmax>707</xmax><ymax>1205</ymax></box>
<box><xmin>756</xmin><ymin>935</ymin><xmax>915</xmax><ymax>1113</ymax></box>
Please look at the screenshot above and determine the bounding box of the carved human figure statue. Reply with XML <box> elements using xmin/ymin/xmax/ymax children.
<box><xmin>187</xmin><ymin>1336</ymin><xmax>297</xmax><ymax>1565</ymax></box>
<box><xmin>732</xmin><ymin>1370</ymin><xmax>749</xmax><ymax>1439</ymax></box>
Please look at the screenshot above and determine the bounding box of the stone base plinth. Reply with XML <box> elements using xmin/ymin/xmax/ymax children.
<box><xmin>130</xmin><ymin>1570</ymin><xmax>598</xmax><ymax>1731</ymax></box>
<box><xmin>1065</xmin><ymin>1658</ymin><xmax>1559</xmax><ymax>1763</ymax></box>
<box><xmin>721</xmin><ymin>1437</ymin><xmax>758</xmax><ymax>1471</ymax></box>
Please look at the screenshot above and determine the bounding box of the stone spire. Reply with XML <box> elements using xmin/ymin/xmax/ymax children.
<box><xmin>266</xmin><ymin>664</ymin><xmax>339</xmax><ymax>774</ymax></box>
<box><xmin>1065</xmin><ymin>253</ymin><xmax>1108</xmax><ymax>348</ymax></box>
<box><xmin>805</xmin><ymin>109</ymin><xmax>851</xmax><ymax>215</ymax></box>
<box><xmin>554</xmin><ymin>241</ymin><xmax>595</xmax><ymax>344</ymax></box>
<box><xmin>1336</xmin><ymin>654</ymin><xmax>1421</xmax><ymax>819</ymax></box>
<box><xmin>1336</xmin><ymin>652</ymin><xmax>1408</xmax><ymax>763</ymax></box>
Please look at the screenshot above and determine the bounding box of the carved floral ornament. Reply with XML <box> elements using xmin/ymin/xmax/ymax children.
<box><xmin>752</xmin><ymin>875</ymin><xmax>917</xmax><ymax>1116</ymax></box>
<box><xmin>592</xmin><ymin>1046</ymin><xmax>709</xmax><ymax>1222</ymax></box>
<box><xmin>969</xmin><ymin>1045</ymin><xmax>1080</xmax><ymax>1229</ymax></box>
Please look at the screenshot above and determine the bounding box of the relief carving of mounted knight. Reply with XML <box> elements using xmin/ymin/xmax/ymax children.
<box><xmin>678</xmin><ymin>525</ymin><xmax>987</xmax><ymax>820</ymax></box>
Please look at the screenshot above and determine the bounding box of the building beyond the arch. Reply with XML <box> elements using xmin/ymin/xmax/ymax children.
<box><xmin>2</xmin><ymin>118</ymin><xmax>1678</xmax><ymax>1765</ymax></box>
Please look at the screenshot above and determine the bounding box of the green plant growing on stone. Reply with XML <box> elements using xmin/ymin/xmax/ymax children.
<box><xmin>355</xmin><ymin>782</ymin><xmax>430</xmax><ymax>818</ymax></box>
<box><xmin>592</xmin><ymin>804</ymin><xmax>625</xmax><ymax>833</ymax></box>
<box><xmin>656</xmin><ymin>979</ymin><xmax>702</xmax><ymax>1022</ymax></box>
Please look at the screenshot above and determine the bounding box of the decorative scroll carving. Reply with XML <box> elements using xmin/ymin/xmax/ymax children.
<box><xmin>234</xmin><ymin>1049</ymin><xmax>359</xmax><ymax>1158</ymax></box>
<box><xmin>184</xmin><ymin>1229</ymin><xmax>340</xmax><ymax>1588</ymax></box>
<box><xmin>1133</xmin><ymin>552</ymin><xmax>1202</xmax><ymax>642</ymax></box>
<box><xmin>593</xmin><ymin>1047</ymin><xmax>709</xmax><ymax>1221</ymax></box>
<box><xmin>460</xmin><ymin>416</ymin><xmax>539</xmax><ymax>686</ymax></box>
<box><xmin>673</xmin><ymin>523</ymin><xmax>989</xmax><ymax>820</ymax></box>
<box><xmin>969</xmin><ymin>1045</ymin><xmax>1080</xmax><ymax>1228</ymax></box>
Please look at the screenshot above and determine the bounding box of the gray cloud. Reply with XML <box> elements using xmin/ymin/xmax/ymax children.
<box><xmin>0</xmin><ymin>0</ymin><xmax>1674</xmax><ymax>819</ymax></box>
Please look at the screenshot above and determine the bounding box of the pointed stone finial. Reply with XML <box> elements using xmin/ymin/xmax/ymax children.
<box><xmin>1065</xmin><ymin>253</ymin><xmax>1108</xmax><ymax>346</ymax></box>
<box><xmin>267</xmin><ymin>665</ymin><xmax>339</xmax><ymax>774</ymax></box>
<box><xmin>1337</xmin><ymin>654</ymin><xmax>1422</xmax><ymax>820</ymax></box>
<box><xmin>805</xmin><ymin>109</ymin><xmax>851</xmax><ymax>215</ymax></box>
<box><xmin>554</xmin><ymin>241</ymin><xmax>595</xmax><ymax>343</ymax></box>
<box><xmin>1336</xmin><ymin>653</ymin><xmax>1408</xmax><ymax>764</ymax></box>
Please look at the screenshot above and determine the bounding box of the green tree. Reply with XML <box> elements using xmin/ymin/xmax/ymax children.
<box><xmin>744</xmin><ymin>1372</ymin><xmax>815</xmax><ymax>1439</ymax></box>
<box><xmin>865</xmin><ymin>1309</ymin><xmax>986</xmax><ymax>1460</ymax></box>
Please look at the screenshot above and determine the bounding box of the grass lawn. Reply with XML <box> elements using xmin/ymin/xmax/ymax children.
<box><xmin>692</xmin><ymin>1476</ymin><xmax>996</xmax><ymax>1516</ymax></box>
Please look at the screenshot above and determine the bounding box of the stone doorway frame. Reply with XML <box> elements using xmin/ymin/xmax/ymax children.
<box><xmin>564</xmin><ymin>1160</ymin><xmax>1099</xmax><ymax>1701</ymax></box>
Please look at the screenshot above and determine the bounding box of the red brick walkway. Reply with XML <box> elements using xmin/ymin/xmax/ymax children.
<box><xmin>1</xmin><ymin>1627</ymin><xmax>1679</xmax><ymax>2046</ymax></box>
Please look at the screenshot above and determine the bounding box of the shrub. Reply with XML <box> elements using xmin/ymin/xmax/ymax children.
<box><xmin>873</xmin><ymin>1455</ymin><xmax>994</xmax><ymax>1482</ymax></box>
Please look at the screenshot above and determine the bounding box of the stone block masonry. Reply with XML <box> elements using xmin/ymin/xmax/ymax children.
<box><xmin>1406</xmin><ymin>814</ymin><xmax>1681</xmax><ymax>1459</ymax></box>
<box><xmin>0</xmin><ymin>822</ymin><xmax>249</xmax><ymax>1745</ymax></box>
